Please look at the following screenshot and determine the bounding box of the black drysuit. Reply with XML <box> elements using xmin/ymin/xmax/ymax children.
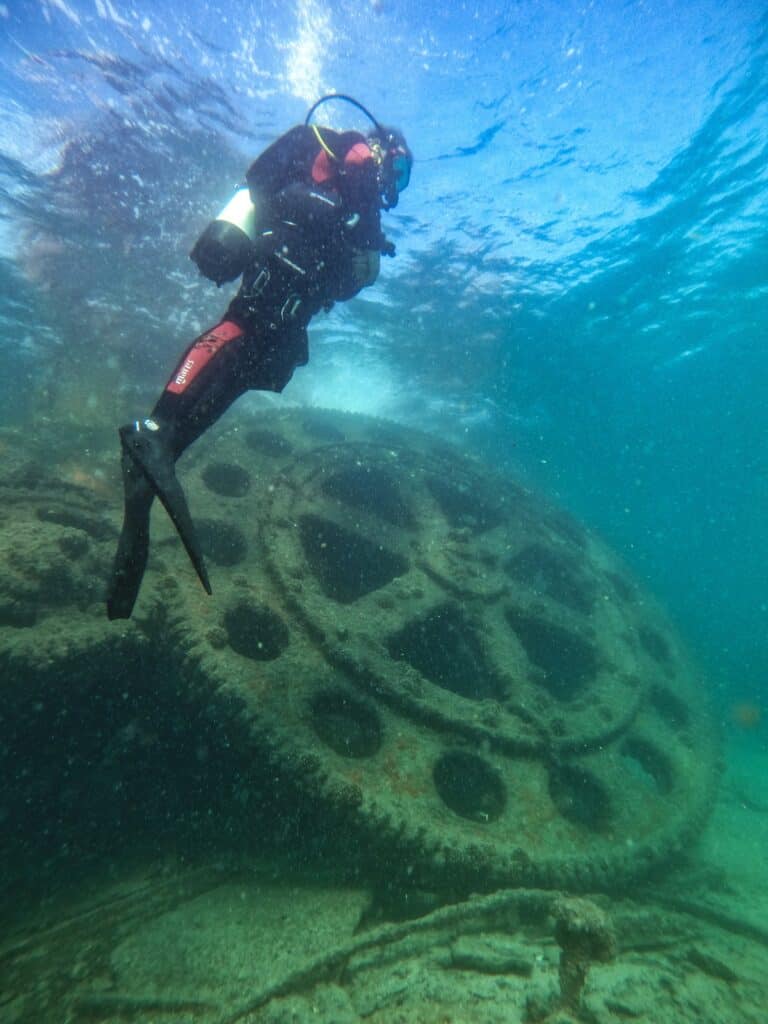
<box><xmin>156</xmin><ymin>124</ymin><xmax>389</xmax><ymax>458</ymax></box>
<box><xmin>106</xmin><ymin>125</ymin><xmax>391</xmax><ymax>619</ymax></box>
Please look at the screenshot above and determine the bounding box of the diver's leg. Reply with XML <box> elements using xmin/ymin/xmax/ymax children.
<box><xmin>117</xmin><ymin>419</ymin><xmax>212</xmax><ymax>600</ymax></box>
<box><xmin>106</xmin><ymin>317</ymin><xmax>306</xmax><ymax>619</ymax></box>
<box><xmin>145</xmin><ymin>318</ymin><xmax>306</xmax><ymax>456</ymax></box>
<box><xmin>106</xmin><ymin>320</ymin><xmax>250</xmax><ymax>619</ymax></box>
<box><xmin>106</xmin><ymin>447</ymin><xmax>154</xmax><ymax>620</ymax></box>
<box><xmin>150</xmin><ymin>319</ymin><xmax>252</xmax><ymax>457</ymax></box>
<box><xmin>135</xmin><ymin>318</ymin><xmax>307</xmax><ymax>589</ymax></box>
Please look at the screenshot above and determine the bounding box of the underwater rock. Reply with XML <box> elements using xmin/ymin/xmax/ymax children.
<box><xmin>450</xmin><ymin>933</ymin><xmax>534</xmax><ymax>976</ymax></box>
<box><xmin>553</xmin><ymin>896</ymin><xmax>617</xmax><ymax>1012</ymax></box>
<box><xmin>685</xmin><ymin>946</ymin><xmax>739</xmax><ymax>983</ymax></box>
<box><xmin>0</xmin><ymin>483</ymin><xmax>115</xmax><ymax>628</ymax></box>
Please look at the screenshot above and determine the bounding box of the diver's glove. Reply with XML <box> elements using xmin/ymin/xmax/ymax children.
<box><xmin>350</xmin><ymin>248</ymin><xmax>381</xmax><ymax>289</ymax></box>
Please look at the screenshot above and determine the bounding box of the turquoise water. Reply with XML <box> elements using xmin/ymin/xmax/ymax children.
<box><xmin>2</xmin><ymin>2</ymin><xmax>765</xmax><ymax>707</ymax></box>
<box><xmin>2</xmin><ymin>5</ymin><xmax>768</xmax><ymax>1019</ymax></box>
<box><xmin>1</xmin><ymin>1</ymin><xmax>767</xmax><ymax>846</ymax></box>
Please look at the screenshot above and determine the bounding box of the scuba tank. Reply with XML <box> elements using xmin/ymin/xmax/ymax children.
<box><xmin>190</xmin><ymin>187</ymin><xmax>259</xmax><ymax>286</ymax></box>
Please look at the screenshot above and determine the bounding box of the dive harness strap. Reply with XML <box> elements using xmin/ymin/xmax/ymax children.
<box><xmin>311</xmin><ymin>124</ymin><xmax>339</xmax><ymax>162</ymax></box>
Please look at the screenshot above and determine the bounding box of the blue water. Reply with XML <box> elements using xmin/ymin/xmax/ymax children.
<box><xmin>1</xmin><ymin>0</ymin><xmax>767</xmax><ymax>713</ymax></box>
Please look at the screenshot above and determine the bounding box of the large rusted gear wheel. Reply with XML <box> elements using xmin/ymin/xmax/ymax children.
<box><xmin>0</xmin><ymin>412</ymin><xmax>719</xmax><ymax>894</ymax></box>
<box><xmin>168</xmin><ymin>410</ymin><xmax>719</xmax><ymax>892</ymax></box>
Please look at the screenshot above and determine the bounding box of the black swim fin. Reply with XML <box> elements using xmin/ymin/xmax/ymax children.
<box><xmin>118</xmin><ymin>422</ymin><xmax>212</xmax><ymax>598</ymax></box>
<box><xmin>106</xmin><ymin>449</ymin><xmax>154</xmax><ymax>620</ymax></box>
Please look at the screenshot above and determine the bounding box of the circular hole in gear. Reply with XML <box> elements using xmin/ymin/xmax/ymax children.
<box><xmin>548</xmin><ymin>764</ymin><xmax>611</xmax><ymax>832</ymax></box>
<box><xmin>388</xmin><ymin>605</ymin><xmax>504</xmax><ymax>700</ymax></box>
<box><xmin>649</xmin><ymin>685</ymin><xmax>690</xmax><ymax>729</ymax></box>
<box><xmin>427</xmin><ymin>475</ymin><xmax>502</xmax><ymax>532</ymax></box>
<box><xmin>300</xmin><ymin>514</ymin><xmax>408</xmax><ymax>603</ymax></box>
<box><xmin>506</xmin><ymin>543</ymin><xmax>595</xmax><ymax>615</ymax></box>
<box><xmin>506</xmin><ymin>608</ymin><xmax>598</xmax><ymax>700</ymax></box>
<box><xmin>638</xmin><ymin>625</ymin><xmax>672</xmax><ymax>667</ymax></box>
<box><xmin>322</xmin><ymin>465</ymin><xmax>413</xmax><ymax>527</ymax></box>
<box><xmin>202</xmin><ymin>461</ymin><xmax>252</xmax><ymax>498</ymax></box>
<box><xmin>245</xmin><ymin>428</ymin><xmax>293</xmax><ymax>458</ymax></box>
<box><xmin>433</xmin><ymin>751</ymin><xmax>506</xmax><ymax>824</ymax></box>
<box><xmin>621</xmin><ymin>737</ymin><xmax>674</xmax><ymax>795</ymax></box>
<box><xmin>224</xmin><ymin>601</ymin><xmax>289</xmax><ymax>661</ymax></box>
<box><xmin>197</xmin><ymin>518</ymin><xmax>248</xmax><ymax>566</ymax></box>
<box><xmin>311</xmin><ymin>691</ymin><xmax>383</xmax><ymax>758</ymax></box>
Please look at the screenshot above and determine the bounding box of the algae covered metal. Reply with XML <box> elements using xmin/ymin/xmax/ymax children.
<box><xmin>0</xmin><ymin>410</ymin><xmax>719</xmax><ymax>893</ymax></box>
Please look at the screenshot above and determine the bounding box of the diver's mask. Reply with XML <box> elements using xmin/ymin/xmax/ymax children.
<box><xmin>369</xmin><ymin>130</ymin><xmax>412</xmax><ymax>210</ymax></box>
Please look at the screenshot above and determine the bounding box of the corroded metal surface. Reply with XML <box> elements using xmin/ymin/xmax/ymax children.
<box><xmin>164</xmin><ymin>409</ymin><xmax>720</xmax><ymax>891</ymax></box>
<box><xmin>0</xmin><ymin>410</ymin><xmax>719</xmax><ymax>893</ymax></box>
<box><xmin>3</xmin><ymin>860</ymin><xmax>768</xmax><ymax>1024</ymax></box>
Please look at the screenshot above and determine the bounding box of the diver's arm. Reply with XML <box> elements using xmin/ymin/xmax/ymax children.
<box><xmin>338</xmin><ymin>156</ymin><xmax>384</xmax><ymax>248</ymax></box>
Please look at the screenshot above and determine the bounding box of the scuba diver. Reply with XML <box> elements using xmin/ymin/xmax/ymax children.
<box><xmin>106</xmin><ymin>94</ymin><xmax>412</xmax><ymax>620</ymax></box>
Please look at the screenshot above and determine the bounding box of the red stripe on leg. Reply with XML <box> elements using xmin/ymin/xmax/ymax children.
<box><xmin>165</xmin><ymin>321</ymin><xmax>244</xmax><ymax>395</ymax></box>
